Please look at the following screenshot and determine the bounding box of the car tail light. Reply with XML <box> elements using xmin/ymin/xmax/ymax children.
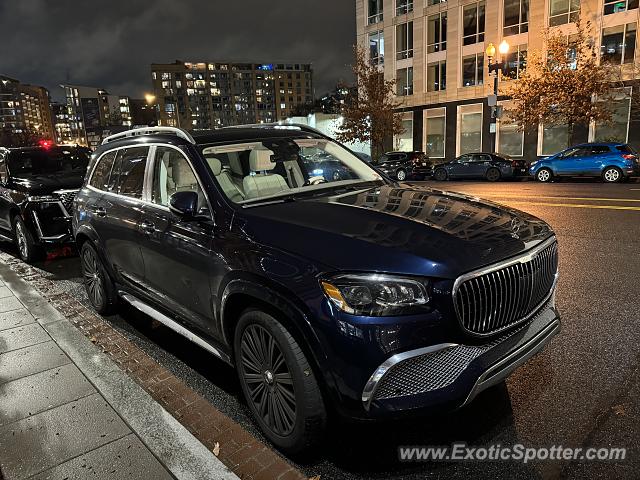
<box><xmin>622</xmin><ymin>154</ymin><xmax>636</xmax><ymax>160</ymax></box>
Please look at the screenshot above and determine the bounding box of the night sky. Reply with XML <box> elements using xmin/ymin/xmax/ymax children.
<box><xmin>0</xmin><ymin>0</ymin><xmax>356</xmax><ymax>102</ymax></box>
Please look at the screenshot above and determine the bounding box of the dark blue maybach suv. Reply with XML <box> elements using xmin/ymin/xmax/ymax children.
<box><xmin>73</xmin><ymin>125</ymin><xmax>560</xmax><ymax>453</ymax></box>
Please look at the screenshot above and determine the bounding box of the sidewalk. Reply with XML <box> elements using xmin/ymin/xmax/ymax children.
<box><xmin>0</xmin><ymin>261</ymin><xmax>238</xmax><ymax>480</ymax></box>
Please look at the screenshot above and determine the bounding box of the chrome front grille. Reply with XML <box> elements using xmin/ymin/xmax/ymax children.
<box><xmin>454</xmin><ymin>238</ymin><xmax>558</xmax><ymax>336</ymax></box>
<box><xmin>54</xmin><ymin>190</ymin><xmax>78</xmax><ymax>215</ymax></box>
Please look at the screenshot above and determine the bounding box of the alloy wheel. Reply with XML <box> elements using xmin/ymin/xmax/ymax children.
<box><xmin>396</xmin><ymin>169</ymin><xmax>407</xmax><ymax>181</ymax></box>
<box><xmin>82</xmin><ymin>247</ymin><xmax>104</xmax><ymax>308</ymax></box>
<box><xmin>15</xmin><ymin>221</ymin><xmax>28</xmax><ymax>259</ymax></box>
<box><xmin>603</xmin><ymin>168</ymin><xmax>620</xmax><ymax>183</ymax></box>
<box><xmin>434</xmin><ymin>168</ymin><xmax>447</xmax><ymax>181</ymax></box>
<box><xmin>537</xmin><ymin>169</ymin><xmax>551</xmax><ymax>182</ymax></box>
<box><xmin>486</xmin><ymin>168</ymin><xmax>500</xmax><ymax>182</ymax></box>
<box><xmin>240</xmin><ymin>324</ymin><xmax>297</xmax><ymax>436</ymax></box>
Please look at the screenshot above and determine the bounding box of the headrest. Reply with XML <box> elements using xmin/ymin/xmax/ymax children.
<box><xmin>249</xmin><ymin>149</ymin><xmax>275</xmax><ymax>172</ymax></box>
<box><xmin>206</xmin><ymin>157</ymin><xmax>222</xmax><ymax>175</ymax></box>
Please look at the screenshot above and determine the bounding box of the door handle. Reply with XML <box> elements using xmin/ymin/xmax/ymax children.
<box><xmin>140</xmin><ymin>220</ymin><xmax>156</xmax><ymax>234</ymax></box>
<box><xmin>92</xmin><ymin>206</ymin><xmax>106</xmax><ymax>217</ymax></box>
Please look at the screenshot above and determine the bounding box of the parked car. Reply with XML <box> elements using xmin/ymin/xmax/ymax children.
<box><xmin>74</xmin><ymin>125</ymin><xmax>560</xmax><ymax>454</ymax></box>
<box><xmin>301</xmin><ymin>152</ymin><xmax>358</xmax><ymax>182</ymax></box>
<box><xmin>433</xmin><ymin>153</ymin><xmax>529</xmax><ymax>182</ymax></box>
<box><xmin>529</xmin><ymin>143</ymin><xmax>640</xmax><ymax>183</ymax></box>
<box><xmin>374</xmin><ymin>151</ymin><xmax>433</xmax><ymax>180</ymax></box>
<box><xmin>0</xmin><ymin>143</ymin><xmax>90</xmax><ymax>262</ymax></box>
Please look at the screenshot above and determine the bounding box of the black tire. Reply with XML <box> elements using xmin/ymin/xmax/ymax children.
<box><xmin>485</xmin><ymin>167</ymin><xmax>501</xmax><ymax>182</ymax></box>
<box><xmin>602</xmin><ymin>166</ymin><xmax>623</xmax><ymax>183</ymax></box>
<box><xmin>536</xmin><ymin>168</ymin><xmax>553</xmax><ymax>183</ymax></box>
<box><xmin>433</xmin><ymin>168</ymin><xmax>448</xmax><ymax>181</ymax></box>
<box><xmin>234</xmin><ymin>309</ymin><xmax>327</xmax><ymax>454</ymax></box>
<box><xmin>396</xmin><ymin>169</ymin><xmax>407</xmax><ymax>181</ymax></box>
<box><xmin>13</xmin><ymin>215</ymin><xmax>43</xmax><ymax>263</ymax></box>
<box><xmin>80</xmin><ymin>242</ymin><xmax>117</xmax><ymax>315</ymax></box>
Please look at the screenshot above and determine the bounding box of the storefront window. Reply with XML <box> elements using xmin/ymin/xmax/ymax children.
<box><xmin>498</xmin><ymin>121</ymin><xmax>524</xmax><ymax>156</ymax></box>
<box><xmin>424</xmin><ymin>108</ymin><xmax>446</xmax><ymax>158</ymax></box>
<box><xmin>541</xmin><ymin>124</ymin><xmax>569</xmax><ymax>155</ymax></box>
<box><xmin>593</xmin><ymin>96</ymin><xmax>631</xmax><ymax>143</ymax></box>
<box><xmin>458</xmin><ymin>105</ymin><xmax>483</xmax><ymax>154</ymax></box>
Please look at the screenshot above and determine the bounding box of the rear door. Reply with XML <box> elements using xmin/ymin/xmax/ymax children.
<box><xmin>586</xmin><ymin>145</ymin><xmax>614</xmax><ymax>175</ymax></box>
<box><xmin>468</xmin><ymin>154</ymin><xmax>491</xmax><ymax>177</ymax></box>
<box><xmin>138</xmin><ymin>145</ymin><xmax>217</xmax><ymax>335</ymax></box>
<box><xmin>90</xmin><ymin>146</ymin><xmax>148</xmax><ymax>288</ymax></box>
<box><xmin>0</xmin><ymin>152</ymin><xmax>11</xmax><ymax>231</ymax></box>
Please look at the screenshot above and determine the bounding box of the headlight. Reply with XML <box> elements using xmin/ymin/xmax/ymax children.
<box><xmin>529</xmin><ymin>161</ymin><xmax>538</xmax><ymax>168</ymax></box>
<box><xmin>321</xmin><ymin>274</ymin><xmax>429</xmax><ymax>316</ymax></box>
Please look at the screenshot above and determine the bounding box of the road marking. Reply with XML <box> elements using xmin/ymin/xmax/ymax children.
<box><xmin>480</xmin><ymin>195</ymin><xmax>640</xmax><ymax>203</ymax></box>
<box><xmin>504</xmin><ymin>201</ymin><xmax>640</xmax><ymax>212</ymax></box>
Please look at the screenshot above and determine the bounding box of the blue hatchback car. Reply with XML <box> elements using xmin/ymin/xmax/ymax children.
<box><xmin>530</xmin><ymin>143</ymin><xmax>640</xmax><ymax>183</ymax></box>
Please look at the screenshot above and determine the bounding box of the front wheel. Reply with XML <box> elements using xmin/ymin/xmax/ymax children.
<box><xmin>602</xmin><ymin>166</ymin><xmax>623</xmax><ymax>183</ymax></box>
<box><xmin>235</xmin><ymin>309</ymin><xmax>327</xmax><ymax>454</ymax></box>
<box><xmin>80</xmin><ymin>242</ymin><xmax>117</xmax><ymax>314</ymax></box>
<box><xmin>536</xmin><ymin>168</ymin><xmax>553</xmax><ymax>183</ymax></box>
<box><xmin>396</xmin><ymin>169</ymin><xmax>407</xmax><ymax>181</ymax></box>
<box><xmin>13</xmin><ymin>215</ymin><xmax>43</xmax><ymax>263</ymax></box>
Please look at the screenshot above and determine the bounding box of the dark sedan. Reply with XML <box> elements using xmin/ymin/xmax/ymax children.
<box><xmin>433</xmin><ymin>153</ymin><xmax>529</xmax><ymax>182</ymax></box>
<box><xmin>374</xmin><ymin>151</ymin><xmax>433</xmax><ymax>181</ymax></box>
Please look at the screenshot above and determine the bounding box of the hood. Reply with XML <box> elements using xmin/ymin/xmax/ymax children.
<box><xmin>240</xmin><ymin>184</ymin><xmax>553</xmax><ymax>279</ymax></box>
<box><xmin>10</xmin><ymin>174</ymin><xmax>84</xmax><ymax>194</ymax></box>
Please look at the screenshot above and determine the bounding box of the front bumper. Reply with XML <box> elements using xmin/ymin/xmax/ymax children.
<box><xmin>361</xmin><ymin>301</ymin><xmax>559</xmax><ymax>417</ymax></box>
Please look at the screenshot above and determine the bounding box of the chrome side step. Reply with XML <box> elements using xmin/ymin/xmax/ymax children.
<box><xmin>119</xmin><ymin>293</ymin><xmax>230</xmax><ymax>364</ymax></box>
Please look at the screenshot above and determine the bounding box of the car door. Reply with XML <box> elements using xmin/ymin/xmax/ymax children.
<box><xmin>585</xmin><ymin>145</ymin><xmax>613</xmax><ymax>175</ymax></box>
<box><xmin>553</xmin><ymin>147</ymin><xmax>582</xmax><ymax>175</ymax></box>
<box><xmin>137</xmin><ymin>145</ymin><xmax>216</xmax><ymax>335</ymax></box>
<box><xmin>0</xmin><ymin>152</ymin><xmax>12</xmax><ymax>232</ymax></box>
<box><xmin>468</xmin><ymin>154</ymin><xmax>491</xmax><ymax>177</ymax></box>
<box><xmin>92</xmin><ymin>146</ymin><xmax>148</xmax><ymax>289</ymax></box>
<box><xmin>449</xmin><ymin>155</ymin><xmax>471</xmax><ymax>178</ymax></box>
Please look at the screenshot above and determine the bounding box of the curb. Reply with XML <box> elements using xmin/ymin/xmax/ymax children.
<box><xmin>0</xmin><ymin>253</ymin><xmax>310</xmax><ymax>480</ymax></box>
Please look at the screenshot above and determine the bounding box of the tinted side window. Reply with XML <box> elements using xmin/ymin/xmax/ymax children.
<box><xmin>151</xmin><ymin>146</ymin><xmax>205</xmax><ymax>210</ymax></box>
<box><xmin>113</xmin><ymin>147</ymin><xmax>148</xmax><ymax>198</ymax></box>
<box><xmin>89</xmin><ymin>151</ymin><xmax>117</xmax><ymax>190</ymax></box>
<box><xmin>616</xmin><ymin>145</ymin><xmax>633</xmax><ymax>153</ymax></box>
<box><xmin>589</xmin><ymin>146</ymin><xmax>611</xmax><ymax>155</ymax></box>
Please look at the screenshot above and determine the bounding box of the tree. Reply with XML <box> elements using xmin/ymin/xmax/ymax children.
<box><xmin>503</xmin><ymin>21</ymin><xmax>618</xmax><ymax>142</ymax></box>
<box><xmin>336</xmin><ymin>46</ymin><xmax>405</xmax><ymax>159</ymax></box>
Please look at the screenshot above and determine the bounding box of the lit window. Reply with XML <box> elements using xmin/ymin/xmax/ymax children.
<box><xmin>396</xmin><ymin>0</ymin><xmax>413</xmax><ymax>15</ymax></box>
<box><xmin>397</xmin><ymin>67</ymin><xmax>414</xmax><ymax>96</ymax></box>
<box><xmin>427</xmin><ymin>61</ymin><xmax>446</xmax><ymax>92</ymax></box>
<box><xmin>396</xmin><ymin>22</ymin><xmax>414</xmax><ymax>60</ymax></box>
<box><xmin>462</xmin><ymin>54</ymin><xmax>484</xmax><ymax>86</ymax></box>
<box><xmin>458</xmin><ymin>104</ymin><xmax>483</xmax><ymax>155</ymax></box>
<box><xmin>463</xmin><ymin>2</ymin><xmax>485</xmax><ymax>45</ymax></box>
<box><xmin>601</xmin><ymin>23</ymin><xmax>637</xmax><ymax>64</ymax></box>
<box><xmin>504</xmin><ymin>0</ymin><xmax>529</xmax><ymax>36</ymax></box>
<box><xmin>161</xmin><ymin>73</ymin><xmax>171</xmax><ymax>80</ymax></box>
<box><xmin>549</xmin><ymin>0</ymin><xmax>580</xmax><ymax>26</ymax></box>
<box><xmin>369</xmin><ymin>30</ymin><xmax>385</xmax><ymax>65</ymax></box>
<box><xmin>427</xmin><ymin>13</ymin><xmax>447</xmax><ymax>53</ymax></box>
<box><xmin>424</xmin><ymin>108</ymin><xmax>446</xmax><ymax>158</ymax></box>
<box><xmin>503</xmin><ymin>44</ymin><xmax>527</xmax><ymax>79</ymax></box>
<box><xmin>604</xmin><ymin>0</ymin><xmax>638</xmax><ymax>14</ymax></box>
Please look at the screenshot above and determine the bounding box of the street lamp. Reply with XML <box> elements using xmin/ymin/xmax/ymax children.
<box><xmin>486</xmin><ymin>40</ymin><xmax>510</xmax><ymax>153</ymax></box>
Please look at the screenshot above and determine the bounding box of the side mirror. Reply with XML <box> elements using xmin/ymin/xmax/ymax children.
<box><xmin>169</xmin><ymin>191</ymin><xmax>198</xmax><ymax>217</ymax></box>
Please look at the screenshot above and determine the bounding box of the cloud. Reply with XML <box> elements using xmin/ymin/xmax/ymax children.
<box><xmin>0</xmin><ymin>0</ymin><xmax>355</xmax><ymax>101</ymax></box>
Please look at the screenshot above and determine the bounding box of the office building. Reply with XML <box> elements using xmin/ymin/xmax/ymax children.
<box><xmin>0</xmin><ymin>75</ymin><xmax>55</xmax><ymax>142</ymax></box>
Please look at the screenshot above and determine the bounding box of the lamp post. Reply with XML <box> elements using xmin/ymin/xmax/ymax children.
<box><xmin>486</xmin><ymin>40</ymin><xmax>510</xmax><ymax>153</ymax></box>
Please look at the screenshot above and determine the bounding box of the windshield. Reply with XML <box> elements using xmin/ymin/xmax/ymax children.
<box><xmin>201</xmin><ymin>137</ymin><xmax>383</xmax><ymax>205</ymax></box>
<box><xmin>8</xmin><ymin>147</ymin><xmax>90</xmax><ymax>178</ymax></box>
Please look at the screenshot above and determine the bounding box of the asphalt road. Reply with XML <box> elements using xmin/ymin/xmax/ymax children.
<box><xmin>6</xmin><ymin>178</ymin><xmax>640</xmax><ymax>479</ymax></box>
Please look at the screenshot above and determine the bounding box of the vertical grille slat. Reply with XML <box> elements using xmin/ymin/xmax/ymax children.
<box><xmin>454</xmin><ymin>240</ymin><xmax>558</xmax><ymax>336</ymax></box>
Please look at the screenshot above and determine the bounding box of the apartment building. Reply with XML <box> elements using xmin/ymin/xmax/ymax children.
<box><xmin>151</xmin><ymin>61</ymin><xmax>314</xmax><ymax>129</ymax></box>
<box><xmin>356</xmin><ymin>0</ymin><xmax>640</xmax><ymax>160</ymax></box>
<box><xmin>62</xmin><ymin>84</ymin><xmax>133</xmax><ymax>148</ymax></box>
<box><xmin>0</xmin><ymin>75</ymin><xmax>55</xmax><ymax>141</ymax></box>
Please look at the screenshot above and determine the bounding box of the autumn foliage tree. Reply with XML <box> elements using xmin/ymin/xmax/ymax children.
<box><xmin>336</xmin><ymin>46</ymin><xmax>405</xmax><ymax>158</ymax></box>
<box><xmin>503</xmin><ymin>21</ymin><xmax>618</xmax><ymax>141</ymax></box>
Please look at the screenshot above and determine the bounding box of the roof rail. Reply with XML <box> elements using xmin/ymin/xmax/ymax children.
<box><xmin>224</xmin><ymin>122</ymin><xmax>328</xmax><ymax>137</ymax></box>
<box><xmin>101</xmin><ymin>126</ymin><xmax>195</xmax><ymax>145</ymax></box>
